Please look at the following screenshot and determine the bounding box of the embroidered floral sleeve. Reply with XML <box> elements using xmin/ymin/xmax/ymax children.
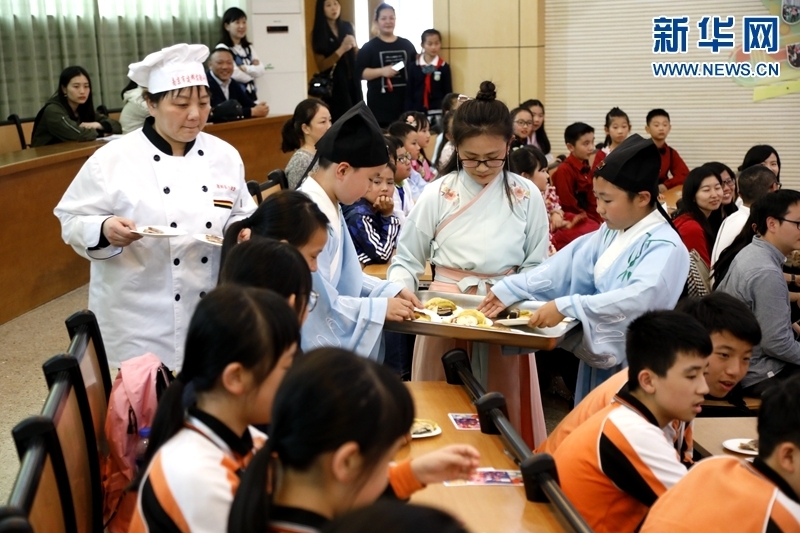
<box><xmin>544</xmin><ymin>185</ymin><xmax>562</xmax><ymax>215</ymax></box>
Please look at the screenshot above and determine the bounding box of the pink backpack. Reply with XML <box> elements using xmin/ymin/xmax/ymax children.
<box><xmin>101</xmin><ymin>353</ymin><xmax>173</xmax><ymax>533</ymax></box>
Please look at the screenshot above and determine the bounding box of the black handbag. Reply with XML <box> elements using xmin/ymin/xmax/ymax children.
<box><xmin>210</xmin><ymin>99</ymin><xmax>243</xmax><ymax>123</ymax></box>
<box><xmin>308</xmin><ymin>64</ymin><xmax>335</xmax><ymax>99</ymax></box>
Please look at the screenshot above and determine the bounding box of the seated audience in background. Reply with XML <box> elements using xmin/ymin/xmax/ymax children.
<box><xmin>387</xmin><ymin>121</ymin><xmax>426</xmax><ymax>201</ymax></box>
<box><xmin>641</xmin><ymin>374</ymin><xmax>800</xmax><ymax>533</ymax></box>
<box><xmin>227</xmin><ymin>348</ymin><xmax>480</xmax><ymax>533</ymax></box>
<box><xmin>432</xmin><ymin>110</ymin><xmax>454</xmax><ymax>172</ymax></box>
<box><xmin>281</xmin><ymin>99</ymin><xmax>332</xmax><ymax>189</ymax></box>
<box><xmin>343</xmin><ymin>161</ymin><xmax>400</xmax><ymax>265</ymax></box>
<box><xmin>217</xmin><ymin>7</ymin><xmax>263</xmax><ymax>103</ymax></box>
<box><xmin>718</xmin><ymin>190</ymin><xmax>800</xmax><ymax>397</ymax></box>
<box><xmin>711</xmin><ymin>165</ymin><xmax>779</xmax><ymax>269</ymax></box>
<box><xmin>119</xmin><ymin>80</ymin><xmax>149</xmax><ymax>134</ymax></box>
<box><xmin>323</xmin><ymin>501</ymin><xmax>468</xmax><ymax>533</ymax></box>
<box><xmin>705</xmin><ymin>161</ymin><xmax>739</xmax><ymax>217</ymax></box>
<box><xmin>128</xmin><ymin>285</ymin><xmax>301</xmax><ymax>533</ymax></box>
<box><xmin>206</xmin><ymin>47</ymin><xmax>269</xmax><ymax>120</ymax></box>
<box><xmin>676</xmin><ymin>293</ymin><xmax>762</xmax><ymax>415</ymax></box>
<box><xmin>405</xmin><ymin>28</ymin><xmax>452</xmax><ymax>117</ymax></box>
<box><xmin>520</xmin><ymin>98</ymin><xmax>552</xmax><ymax>161</ymax></box>
<box><xmin>385</xmin><ymin>135</ymin><xmax>415</xmax><ymax>225</ymax></box>
<box><xmin>550</xmin><ymin>122</ymin><xmax>603</xmax><ymax>225</ymax></box>
<box><xmin>671</xmin><ymin>165</ymin><xmax>723</xmax><ymax>267</ymax></box>
<box><xmin>31</xmin><ymin>65</ymin><xmax>121</xmax><ymax>146</ymax></box>
<box><xmin>552</xmin><ymin>311</ymin><xmax>711</xmax><ymax>533</ymax></box>
<box><xmin>508</xmin><ymin>145</ymin><xmax>598</xmax><ymax>253</ymax></box>
<box><xmin>538</xmin><ymin>292</ymin><xmax>759</xmax><ymax>458</ymax></box>
<box><xmin>645</xmin><ymin>108</ymin><xmax>688</xmax><ymax>191</ymax></box>
<box><xmin>509</xmin><ymin>106</ymin><xmax>534</xmax><ymax>150</ymax></box>
<box><xmin>740</xmin><ymin>144</ymin><xmax>782</xmax><ymax>182</ymax></box>
<box><xmin>481</xmin><ymin>135</ymin><xmax>690</xmax><ymax>403</ymax></box>
<box><xmin>399</xmin><ymin>111</ymin><xmax>434</xmax><ymax>181</ymax></box>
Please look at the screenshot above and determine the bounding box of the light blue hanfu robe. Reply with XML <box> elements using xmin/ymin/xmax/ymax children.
<box><xmin>299</xmin><ymin>178</ymin><xmax>403</xmax><ymax>361</ymax></box>
<box><xmin>491</xmin><ymin>209</ymin><xmax>690</xmax><ymax>402</ymax></box>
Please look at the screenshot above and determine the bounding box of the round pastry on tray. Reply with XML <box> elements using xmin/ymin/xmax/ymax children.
<box><xmin>425</xmin><ymin>297</ymin><xmax>458</xmax><ymax>317</ymax></box>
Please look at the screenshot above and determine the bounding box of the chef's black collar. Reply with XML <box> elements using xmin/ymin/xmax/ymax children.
<box><xmin>188</xmin><ymin>406</ymin><xmax>253</xmax><ymax>458</ymax></box>
<box><xmin>143</xmin><ymin>116</ymin><xmax>197</xmax><ymax>156</ymax></box>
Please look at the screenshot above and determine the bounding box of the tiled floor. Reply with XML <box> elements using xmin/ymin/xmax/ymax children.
<box><xmin>0</xmin><ymin>285</ymin><xmax>88</xmax><ymax>501</ymax></box>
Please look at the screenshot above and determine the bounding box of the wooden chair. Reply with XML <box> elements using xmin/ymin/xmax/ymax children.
<box><xmin>246</xmin><ymin>173</ymin><xmax>285</xmax><ymax>205</ymax></box>
<box><xmin>65</xmin><ymin>310</ymin><xmax>112</xmax><ymax>444</ymax></box>
<box><xmin>42</xmin><ymin>355</ymin><xmax>104</xmax><ymax>533</ymax></box>
<box><xmin>0</xmin><ymin>414</ymin><xmax>78</xmax><ymax>533</ymax></box>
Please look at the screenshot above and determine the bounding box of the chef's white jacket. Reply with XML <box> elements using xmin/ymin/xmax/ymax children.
<box><xmin>54</xmin><ymin>126</ymin><xmax>256</xmax><ymax>369</ymax></box>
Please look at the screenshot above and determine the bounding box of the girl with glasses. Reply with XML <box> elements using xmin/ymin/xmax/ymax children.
<box><xmin>509</xmin><ymin>106</ymin><xmax>534</xmax><ymax>150</ymax></box>
<box><xmin>385</xmin><ymin>135</ymin><xmax>415</xmax><ymax>227</ymax></box>
<box><xmin>387</xmin><ymin>81</ymin><xmax>551</xmax><ymax>447</ymax></box>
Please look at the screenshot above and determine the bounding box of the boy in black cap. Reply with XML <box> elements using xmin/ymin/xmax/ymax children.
<box><xmin>297</xmin><ymin>102</ymin><xmax>421</xmax><ymax>360</ymax></box>
<box><xmin>480</xmin><ymin>134</ymin><xmax>690</xmax><ymax>401</ymax></box>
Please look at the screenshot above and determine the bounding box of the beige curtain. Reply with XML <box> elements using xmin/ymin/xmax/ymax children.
<box><xmin>0</xmin><ymin>0</ymin><xmax>244</xmax><ymax>119</ymax></box>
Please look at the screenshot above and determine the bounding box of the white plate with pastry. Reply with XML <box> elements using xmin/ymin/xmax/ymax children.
<box><xmin>411</xmin><ymin>419</ymin><xmax>442</xmax><ymax>439</ymax></box>
<box><xmin>131</xmin><ymin>225</ymin><xmax>187</xmax><ymax>238</ymax></box>
<box><xmin>722</xmin><ymin>438</ymin><xmax>758</xmax><ymax>455</ymax></box>
<box><xmin>193</xmin><ymin>234</ymin><xmax>224</xmax><ymax>247</ymax></box>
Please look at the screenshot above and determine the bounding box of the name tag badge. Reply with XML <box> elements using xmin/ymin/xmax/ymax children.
<box><xmin>434</xmin><ymin>71</ymin><xmax>441</xmax><ymax>81</ymax></box>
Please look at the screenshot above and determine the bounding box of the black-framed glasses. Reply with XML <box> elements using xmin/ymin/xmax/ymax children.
<box><xmin>396</xmin><ymin>153</ymin><xmax>412</xmax><ymax>164</ymax></box>
<box><xmin>514</xmin><ymin>120</ymin><xmax>534</xmax><ymax>127</ymax></box>
<box><xmin>308</xmin><ymin>291</ymin><xmax>319</xmax><ymax>312</ymax></box>
<box><xmin>458</xmin><ymin>157</ymin><xmax>506</xmax><ymax>168</ymax></box>
<box><xmin>721</xmin><ymin>178</ymin><xmax>735</xmax><ymax>188</ymax></box>
<box><xmin>778</xmin><ymin>218</ymin><xmax>800</xmax><ymax>230</ymax></box>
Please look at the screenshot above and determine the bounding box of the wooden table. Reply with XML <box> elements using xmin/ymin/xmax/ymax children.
<box><xmin>0</xmin><ymin>116</ymin><xmax>290</xmax><ymax>325</ymax></box>
<box><xmin>692</xmin><ymin>417</ymin><xmax>757</xmax><ymax>458</ymax></box>
<box><xmin>400</xmin><ymin>382</ymin><xmax>563</xmax><ymax>533</ymax></box>
<box><xmin>662</xmin><ymin>185</ymin><xmax>683</xmax><ymax>212</ymax></box>
<box><xmin>363</xmin><ymin>261</ymin><xmax>433</xmax><ymax>285</ymax></box>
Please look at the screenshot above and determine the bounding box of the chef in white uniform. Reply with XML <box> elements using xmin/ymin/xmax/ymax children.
<box><xmin>54</xmin><ymin>43</ymin><xmax>256</xmax><ymax>370</ymax></box>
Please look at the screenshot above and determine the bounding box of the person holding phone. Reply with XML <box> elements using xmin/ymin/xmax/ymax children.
<box><xmin>355</xmin><ymin>3</ymin><xmax>418</xmax><ymax>128</ymax></box>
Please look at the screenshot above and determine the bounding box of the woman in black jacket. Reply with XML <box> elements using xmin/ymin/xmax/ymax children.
<box><xmin>31</xmin><ymin>65</ymin><xmax>120</xmax><ymax>146</ymax></box>
<box><xmin>310</xmin><ymin>0</ymin><xmax>362</xmax><ymax>122</ymax></box>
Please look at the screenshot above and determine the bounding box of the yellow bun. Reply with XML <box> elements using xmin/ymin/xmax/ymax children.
<box><xmin>413</xmin><ymin>311</ymin><xmax>432</xmax><ymax>321</ymax></box>
<box><xmin>455</xmin><ymin>309</ymin><xmax>486</xmax><ymax>326</ymax></box>
<box><xmin>425</xmin><ymin>297</ymin><xmax>457</xmax><ymax>311</ymax></box>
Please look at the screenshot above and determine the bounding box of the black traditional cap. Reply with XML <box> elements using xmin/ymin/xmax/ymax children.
<box><xmin>594</xmin><ymin>133</ymin><xmax>661</xmax><ymax>195</ymax></box>
<box><xmin>315</xmin><ymin>102</ymin><xmax>389</xmax><ymax>167</ymax></box>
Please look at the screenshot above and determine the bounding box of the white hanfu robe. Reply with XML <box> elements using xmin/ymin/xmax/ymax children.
<box><xmin>491</xmin><ymin>209</ymin><xmax>690</xmax><ymax>402</ymax></box>
<box><xmin>299</xmin><ymin>178</ymin><xmax>403</xmax><ymax>361</ymax></box>
<box><xmin>388</xmin><ymin>169</ymin><xmax>550</xmax><ymax>446</ymax></box>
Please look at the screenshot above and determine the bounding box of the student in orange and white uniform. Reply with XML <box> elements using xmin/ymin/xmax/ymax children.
<box><xmin>553</xmin><ymin>311</ymin><xmax>712</xmax><ymax>533</ymax></box>
<box><xmin>323</xmin><ymin>501</ymin><xmax>468</xmax><ymax>533</ymax></box>
<box><xmin>129</xmin><ymin>285</ymin><xmax>301</xmax><ymax>533</ymax></box>
<box><xmin>228</xmin><ymin>348</ymin><xmax>481</xmax><ymax>533</ymax></box>
<box><xmin>641</xmin><ymin>374</ymin><xmax>800</xmax><ymax>533</ymax></box>
<box><xmin>538</xmin><ymin>292</ymin><xmax>762</xmax><ymax>459</ymax></box>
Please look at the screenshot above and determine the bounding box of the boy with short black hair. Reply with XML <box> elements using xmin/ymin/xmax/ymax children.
<box><xmin>537</xmin><ymin>292</ymin><xmax>761</xmax><ymax>458</ymax></box>
<box><xmin>645</xmin><ymin>108</ymin><xmax>689</xmax><ymax>191</ymax></box>
<box><xmin>405</xmin><ymin>29</ymin><xmax>452</xmax><ymax>117</ymax></box>
<box><xmin>641</xmin><ymin>374</ymin><xmax>800</xmax><ymax>532</ymax></box>
<box><xmin>550</xmin><ymin>122</ymin><xmax>602</xmax><ymax>224</ymax></box>
<box><xmin>553</xmin><ymin>310</ymin><xmax>712</xmax><ymax>533</ymax></box>
<box><xmin>676</xmin><ymin>292</ymin><xmax>762</xmax><ymax>416</ymax></box>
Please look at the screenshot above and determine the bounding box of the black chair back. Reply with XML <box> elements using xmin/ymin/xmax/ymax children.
<box><xmin>42</xmin><ymin>356</ymin><xmax>103</xmax><ymax>533</ymax></box>
<box><xmin>247</xmin><ymin>180</ymin><xmax>263</xmax><ymax>204</ymax></box>
<box><xmin>267</xmin><ymin>168</ymin><xmax>289</xmax><ymax>190</ymax></box>
<box><xmin>6</xmin><ymin>114</ymin><xmax>26</xmax><ymax>150</ymax></box>
<box><xmin>0</xmin><ymin>415</ymin><xmax>77</xmax><ymax>533</ymax></box>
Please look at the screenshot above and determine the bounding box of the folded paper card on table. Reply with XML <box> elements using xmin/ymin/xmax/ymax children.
<box><xmin>384</xmin><ymin>291</ymin><xmax>580</xmax><ymax>350</ymax></box>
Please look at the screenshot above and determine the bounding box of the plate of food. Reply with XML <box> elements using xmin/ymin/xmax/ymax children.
<box><xmin>423</xmin><ymin>297</ymin><xmax>463</xmax><ymax>319</ymax></box>
<box><xmin>411</xmin><ymin>418</ymin><xmax>442</xmax><ymax>439</ymax></box>
<box><xmin>193</xmin><ymin>234</ymin><xmax>224</xmax><ymax>247</ymax></box>
<box><xmin>131</xmin><ymin>225</ymin><xmax>187</xmax><ymax>238</ymax></box>
<box><xmin>413</xmin><ymin>308</ymin><xmax>443</xmax><ymax>323</ymax></box>
<box><xmin>722</xmin><ymin>438</ymin><xmax>758</xmax><ymax>456</ymax></box>
<box><xmin>443</xmin><ymin>309</ymin><xmax>493</xmax><ymax>327</ymax></box>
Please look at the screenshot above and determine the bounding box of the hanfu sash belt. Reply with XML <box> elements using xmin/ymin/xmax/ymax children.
<box><xmin>433</xmin><ymin>266</ymin><xmax>516</xmax><ymax>295</ymax></box>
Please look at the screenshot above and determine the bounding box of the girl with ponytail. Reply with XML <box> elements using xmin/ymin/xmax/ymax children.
<box><xmin>387</xmin><ymin>81</ymin><xmax>551</xmax><ymax>448</ymax></box>
<box><xmin>128</xmin><ymin>285</ymin><xmax>301</xmax><ymax>533</ymax></box>
<box><xmin>228</xmin><ymin>348</ymin><xmax>479</xmax><ymax>533</ymax></box>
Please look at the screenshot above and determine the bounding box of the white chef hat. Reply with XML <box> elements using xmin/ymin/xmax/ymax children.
<box><xmin>128</xmin><ymin>43</ymin><xmax>209</xmax><ymax>94</ymax></box>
